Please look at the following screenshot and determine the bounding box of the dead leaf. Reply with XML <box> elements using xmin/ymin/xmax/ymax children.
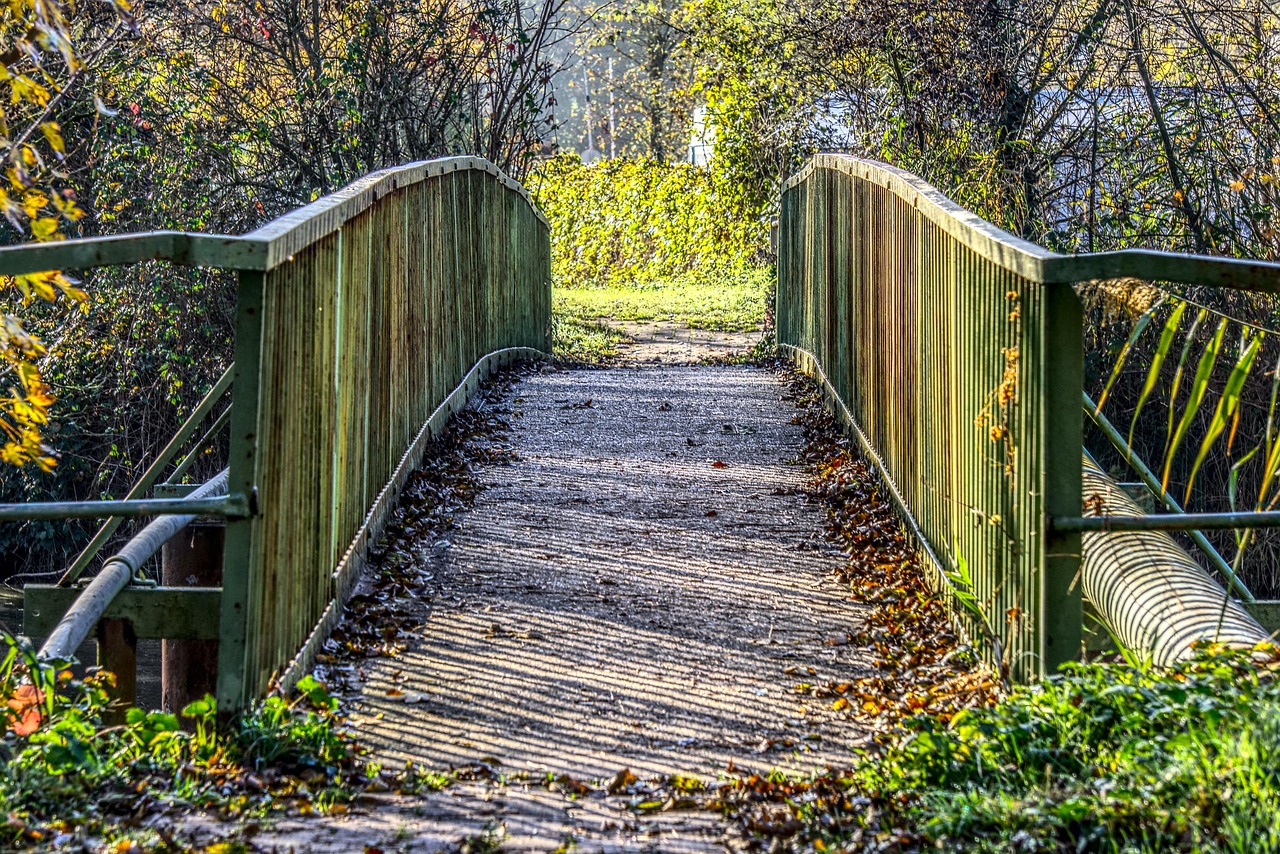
<box><xmin>607</xmin><ymin>767</ymin><xmax>639</xmax><ymax>795</ymax></box>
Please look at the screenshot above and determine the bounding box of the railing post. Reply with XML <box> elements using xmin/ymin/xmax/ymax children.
<box><xmin>1040</xmin><ymin>281</ymin><xmax>1084</xmax><ymax>674</ymax></box>
<box><xmin>97</xmin><ymin>618</ymin><xmax>137</xmax><ymax>723</ymax></box>
<box><xmin>162</xmin><ymin>520</ymin><xmax>224</xmax><ymax>712</ymax></box>
<box><xmin>218</xmin><ymin>269</ymin><xmax>265</xmax><ymax>714</ymax></box>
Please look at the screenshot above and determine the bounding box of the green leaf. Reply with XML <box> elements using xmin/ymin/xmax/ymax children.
<box><xmin>1162</xmin><ymin>317</ymin><xmax>1228</xmax><ymax>495</ymax></box>
<box><xmin>1096</xmin><ymin>297</ymin><xmax>1163</xmax><ymax>411</ymax></box>
<box><xmin>1128</xmin><ymin>300</ymin><xmax>1187</xmax><ymax>447</ymax></box>
<box><xmin>1166</xmin><ymin>308</ymin><xmax>1208</xmax><ymax>450</ymax></box>
<box><xmin>1184</xmin><ymin>331</ymin><xmax>1262</xmax><ymax>503</ymax></box>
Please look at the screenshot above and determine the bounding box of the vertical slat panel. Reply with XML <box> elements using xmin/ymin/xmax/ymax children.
<box><xmin>776</xmin><ymin>156</ymin><xmax>1083</xmax><ymax>680</ymax></box>
<box><xmin>219</xmin><ymin>161</ymin><xmax>552</xmax><ymax>705</ymax></box>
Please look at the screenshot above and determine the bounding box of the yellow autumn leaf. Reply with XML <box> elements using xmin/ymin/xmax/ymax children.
<box><xmin>30</xmin><ymin>217</ymin><xmax>59</xmax><ymax>241</ymax></box>
<box><xmin>40</xmin><ymin>122</ymin><xmax>64</xmax><ymax>154</ymax></box>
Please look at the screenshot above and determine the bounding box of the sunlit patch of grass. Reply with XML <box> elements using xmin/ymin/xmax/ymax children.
<box><xmin>554</xmin><ymin>268</ymin><xmax>772</xmax><ymax>333</ymax></box>
<box><xmin>550</xmin><ymin>315</ymin><xmax>629</xmax><ymax>365</ymax></box>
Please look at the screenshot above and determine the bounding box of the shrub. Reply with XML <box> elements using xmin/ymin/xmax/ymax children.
<box><xmin>529</xmin><ymin>154</ymin><xmax>768</xmax><ymax>288</ymax></box>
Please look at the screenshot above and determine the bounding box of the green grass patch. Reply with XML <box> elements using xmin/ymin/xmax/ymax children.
<box><xmin>550</xmin><ymin>315</ymin><xmax>630</xmax><ymax>365</ymax></box>
<box><xmin>554</xmin><ymin>268</ymin><xmax>772</xmax><ymax>334</ymax></box>
<box><xmin>721</xmin><ymin>645</ymin><xmax>1280</xmax><ymax>853</ymax></box>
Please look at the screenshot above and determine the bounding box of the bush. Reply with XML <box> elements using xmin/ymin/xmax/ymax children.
<box><xmin>529</xmin><ymin>154</ymin><xmax>768</xmax><ymax>288</ymax></box>
<box><xmin>740</xmin><ymin>645</ymin><xmax>1280</xmax><ymax>853</ymax></box>
<box><xmin>0</xmin><ymin>631</ymin><xmax>357</xmax><ymax>849</ymax></box>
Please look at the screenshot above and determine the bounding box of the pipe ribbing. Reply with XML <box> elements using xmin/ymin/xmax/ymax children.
<box><xmin>1081</xmin><ymin>455</ymin><xmax>1268</xmax><ymax>664</ymax></box>
<box><xmin>39</xmin><ymin>470</ymin><xmax>229</xmax><ymax>660</ymax></box>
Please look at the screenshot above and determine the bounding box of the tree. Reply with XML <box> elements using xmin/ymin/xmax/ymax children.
<box><xmin>1</xmin><ymin>0</ymin><xmax>135</xmax><ymax>469</ymax></box>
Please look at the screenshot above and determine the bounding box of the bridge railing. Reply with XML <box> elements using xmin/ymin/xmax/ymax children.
<box><xmin>5</xmin><ymin>157</ymin><xmax>551</xmax><ymax>710</ymax></box>
<box><xmin>778</xmin><ymin>154</ymin><xmax>1280</xmax><ymax>679</ymax></box>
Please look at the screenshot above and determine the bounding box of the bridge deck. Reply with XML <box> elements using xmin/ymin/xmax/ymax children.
<box><xmin>348</xmin><ymin>361</ymin><xmax>873</xmax><ymax>785</ymax></box>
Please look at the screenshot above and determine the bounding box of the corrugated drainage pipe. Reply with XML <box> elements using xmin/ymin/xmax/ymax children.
<box><xmin>1081</xmin><ymin>454</ymin><xmax>1269</xmax><ymax>664</ymax></box>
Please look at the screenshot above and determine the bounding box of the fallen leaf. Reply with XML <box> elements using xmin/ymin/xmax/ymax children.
<box><xmin>607</xmin><ymin>767</ymin><xmax>639</xmax><ymax>795</ymax></box>
<box><xmin>710</xmin><ymin>460</ymin><xmax>728</xmax><ymax>468</ymax></box>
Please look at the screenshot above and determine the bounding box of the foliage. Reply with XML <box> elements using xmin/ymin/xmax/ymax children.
<box><xmin>530</xmin><ymin>154</ymin><xmax>766</xmax><ymax>287</ymax></box>
<box><xmin>713</xmin><ymin>647</ymin><xmax>1280</xmax><ymax>853</ymax></box>
<box><xmin>0</xmin><ymin>630</ymin><xmax>360</xmax><ymax>849</ymax></box>
<box><xmin>550</xmin><ymin>315</ymin><xmax>629</xmax><ymax>365</ymax></box>
<box><xmin>1084</xmin><ymin>285</ymin><xmax>1280</xmax><ymax>598</ymax></box>
<box><xmin>578</xmin><ymin>0</ymin><xmax>697</xmax><ymax>162</ymax></box>
<box><xmin>0</xmin><ymin>0</ymin><xmax>136</xmax><ymax>469</ymax></box>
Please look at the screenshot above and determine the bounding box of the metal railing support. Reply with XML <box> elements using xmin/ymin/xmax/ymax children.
<box><xmin>1082</xmin><ymin>391</ymin><xmax>1254</xmax><ymax>601</ymax></box>
<box><xmin>39</xmin><ymin>471</ymin><xmax>229</xmax><ymax>662</ymax></box>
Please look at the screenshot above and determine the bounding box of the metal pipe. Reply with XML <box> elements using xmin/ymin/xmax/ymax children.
<box><xmin>0</xmin><ymin>494</ymin><xmax>244</xmax><ymax>522</ymax></box>
<box><xmin>1082</xmin><ymin>391</ymin><xmax>1253</xmax><ymax>601</ymax></box>
<box><xmin>39</xmin><ymin>471</ymin><xmax>228</xmax><ymax>661</ymax></box>
<box><xmin>1056</xmin><ymin>511</ymin><xmax>1280</xmax><ymax>533</ymax></box>
<box><xmin>1079</xmin><ymin>455</ymin><xmax>1268</xmax><ymax>665</ymax></box>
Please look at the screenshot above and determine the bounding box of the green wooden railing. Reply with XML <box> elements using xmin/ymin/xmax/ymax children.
<box><xmin>777</xmin><ymin>155</ymin><xmax>1280</xmax><ymax>679</ymax></box>
<box><xmin>7</xmin><ymin>156</ymin><xmax>551</xmax><ymax>710</ymax></box>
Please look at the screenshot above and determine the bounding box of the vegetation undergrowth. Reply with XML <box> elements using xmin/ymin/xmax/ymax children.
<box><xmin>708</xmin><ymin>370</ymin><xmax>1280</xmax><ymax>853</ymax></box>
<box><xmin>550</xmin><ymin>315</ymin><xmax>630</xmax><ymax>365</ymax></box>
<box><xmin>0</xmin><ymin>371</ymin><xmax>536</xmax><ymax>851</ymax></box>
<box><xmin>0</xmin><ymin>637</ymin><xmax>360</xmax><ymax>851</ymax></box>
<box><xmin>529</xmin><ymin>155</ymin><xmax>767</xmax><ymax>289</ymax></box>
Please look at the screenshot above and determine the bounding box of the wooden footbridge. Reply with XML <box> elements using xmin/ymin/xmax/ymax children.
<box><xmin>3</xmin><ymin>155</ymin><xmax>1280</xmax><ymax>717</ymax></box>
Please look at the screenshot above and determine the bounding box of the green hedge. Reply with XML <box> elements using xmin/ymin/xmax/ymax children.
<box><xmin>529</xmin><ymin>154</ymin><xmax>767</xmax><ymax>287</ymax></box>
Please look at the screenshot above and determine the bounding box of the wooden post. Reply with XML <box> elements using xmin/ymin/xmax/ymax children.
<box><xmin>97</xmin><ymin>618</ymin><xmax>137</xmax><ymax>723</ymax></box>
<box><xmin>218</xmin><ymin>269</ymin><xmax>266</xmax><ymax>714</ymax></box>
<box><xmin>1040</xmin><ymin>281</ymin><xmax>1084</xmax><ymax>674</ymax></box>
<box><xmin>162</xmin><ymin>520</ymin><xmax>224</xmax><ymax>712</ymax></box>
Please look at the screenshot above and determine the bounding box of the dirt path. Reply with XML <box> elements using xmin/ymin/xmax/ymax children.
<box><xmin>606</xmin><ymin>320</ymin><xmax>762</xmax><ymax>364</ymax></box>
<box><xmin>228</xmin><ymin>358</ymin><xmax>875</xmax><ymax>852</ymax></box>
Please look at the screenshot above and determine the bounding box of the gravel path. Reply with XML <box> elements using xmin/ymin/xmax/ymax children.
<box><xmin>351</xmin><ymin>363</ymin><xmax>874</xmax><ymax>783</ymax></box>
<box><xmin>241</xmin><ymin>356</ymin><xmax>880</xmax><ymax>852</ymax></box>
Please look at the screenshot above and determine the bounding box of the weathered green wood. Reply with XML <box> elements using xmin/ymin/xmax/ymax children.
<box><xmin>24</xmin><ymin>586</ymin><xmax>221</xmax><ymax>640</ymax></box>
<box><xmin>217</xmin><ymin>269</ymin><xmax>266</xmax><ymax>712</ymax></box>
<box><xmin>780</xmin><ymin>156</ymin><xmax>1280</xmax><ymax>291</ymax></box>
<box><xmin>1</xmin><ymin>159</ymin><xmax>560</xmax><ymax>710</ymax></box>
<box><xmin>0</xmin><ymin>232</ymin><xmax>268</xmax><ymax>276</ymax></box>
<box><xmin>1040</xmin><ymin>282</ymin><xmax>1084</xmax><ymax>674</ymax></box>
<box><xmin>778</xmin><ymin>156</ymin><xmax>1084</xmax><ymax>679</ymax></box>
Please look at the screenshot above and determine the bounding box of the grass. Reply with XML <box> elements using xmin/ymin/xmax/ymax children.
<box><xmin>554</xmin><ymin>268</ymin><xmax>772</xmax><ymax>335</ymax></box>
<box><xmin>550</xmin><ymin>315</ymin><xmax>629</xmax><ymax>365</ymax></box>
<box><xmin>715</xmin><ymin>646</ymin><xmax>1280</xmax><ymax>853</ymax></box>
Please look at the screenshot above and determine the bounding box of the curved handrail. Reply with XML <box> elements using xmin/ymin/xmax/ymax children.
<box><xmin>786</xmin><ymin>155</ymin><xmax>1280</xmax><ymax>291</ymax></box>
<box><xmin>0</xmin><ymin>156</ymin><xmax>545</xmax><ymax>277</ymax></box>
